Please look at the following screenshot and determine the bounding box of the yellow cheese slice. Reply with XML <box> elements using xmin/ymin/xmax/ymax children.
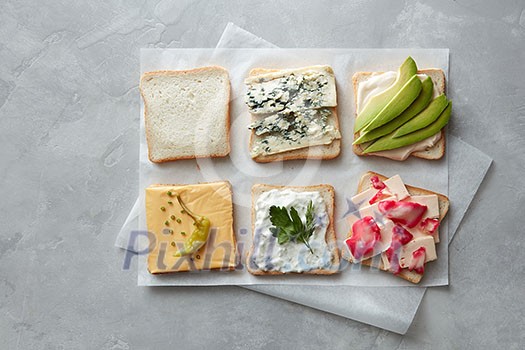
<box><xmin>146</xmin><ymin>181</ymin><xmax>237</xmax><ymax>274</ymax></box>
<box><xmin>398</xmin><ymin>236</ymin><xmax>437</xmax><ymax>268</ymax></box>
<box><xmin>350</xmin><ymin>174</ymin><xmax>409</xmax><ymax>210</ymax></box>
<box><xmin>403</xmin><ymin>195</ymin><xmax>440</xmax><ymax>243</ymax></box>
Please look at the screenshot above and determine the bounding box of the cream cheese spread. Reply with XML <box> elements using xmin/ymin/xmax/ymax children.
<box><xmin>250</xmin><ymin>189</ymin><xmax>335</xmax><ymax>273</ymax></box>
<box><xmin>369</xmin><ymin>132</ymin><xmax>442</xmax><ymax>161</ymax></box>
<box><xmin>356</xmin><ymin>71</ymin><xmax>442</xmax><ymax>160</ymax></box>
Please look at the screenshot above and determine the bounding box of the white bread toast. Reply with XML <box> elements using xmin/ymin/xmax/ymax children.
<box><xmin>352</xmin><ymin>69</ymin><xmax>446</xmax><ymax>160</ymax></box>
<box><xmin>248</xmin><ymin>68</ymin><xmax>341</xmax><ymax>163</ymax></box>
<box><xmin>146</xmin><ymin>181</ymin><xmax>237</xmax><ymax>274</ymax></box>
<box><xmin>140</xmin><ymin>66</ymin><xmax>231</xmax><ymax>163</ymax></box>
<box><xmin>246</xmin><ymin>184</ymin><xmax>340</xmax><ymax>275</ymax></box>
<box><xmin>342</xmin><ymin>171</ymin><xmax>449</xmax><ymax>284</ymax></box>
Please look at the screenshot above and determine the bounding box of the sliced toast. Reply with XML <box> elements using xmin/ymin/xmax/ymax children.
<box><xmin>352</xmin><ymin>69</ymin><xmax>446</xmax><ymax>160</ymax></box>
<box><xmin>246</xmin><ymin>184</ymin><xmax>340</xmax><ymax>275</ymax></box>
<box><xmin>146</xmin><ymin>181</ymin><xmax>237</xmax><ymax>274</ymax></box>
<box><xmin>248</xmin><ymin>67</ymin><xmax>341</xmax><ymax>163</ymax></box>
<box><xmin>342</xmin><ymin>171</ymin><xmax>449</xmax><ymax>284</ymax></box>
<box><xmin>140</xmin><ymin>66</ymin><xmax>231</xmax><ymax>163</ymax></box>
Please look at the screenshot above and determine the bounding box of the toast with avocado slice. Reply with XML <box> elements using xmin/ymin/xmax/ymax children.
<box><xmin>352</xmin><ymin>61</ymin><xmax>448</xmax><ymax>161</ymax></box>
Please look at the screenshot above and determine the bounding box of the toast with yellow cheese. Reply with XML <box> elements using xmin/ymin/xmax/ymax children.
<box><xmin>146</xmin><ymin>181</ymin><xmax>237</xmax><ymax>274</ymax></box>
<box><xmin>246</xmin><ymin>184</ymin><xmax>340</xmax><ymax>275</ymax></box>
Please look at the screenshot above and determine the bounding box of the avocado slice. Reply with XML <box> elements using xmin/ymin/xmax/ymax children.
<box><xmin>354</xmin><ymin>56</ymin><xmax>418</xmax><ymax>132</ymax></box>
<box><xmin>393</xmin><ymin>94</ymin><xmax>448</xmax><ymax>138</ymax></box>
<box><xmin>363</xmin><ymin>101</ymin><xmax>452</xmax><ymax>154</ymax></box>
<box><xmin>360</xmin><ymin>75</ymin><xmax>422</xmax><ymax>133</ymax></box>
<box><xmin>354</xmin><ymin>76</ymin><xmax>434</xmax><ymax>145</ymax></box>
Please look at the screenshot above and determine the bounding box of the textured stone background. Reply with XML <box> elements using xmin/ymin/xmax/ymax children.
<box><xmin>1</xmin><ymin>1</ymin><xmax>524</xmax><ymax>349</ymax></box>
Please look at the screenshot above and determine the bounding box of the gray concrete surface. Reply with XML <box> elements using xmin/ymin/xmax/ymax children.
<box><xmin>1</xmin><ymin>0</ymin><xmax>524</xmax><ymax>349</ymax></box>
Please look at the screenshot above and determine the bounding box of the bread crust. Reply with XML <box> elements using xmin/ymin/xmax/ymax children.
<box><xmin>140</xmin><ymin>66</ymin><xmax>231</xmax><ymax>163</ymax></box>
<box><xmin>352</xmin><ymin>69</ymin><xmax>447</xmax><ymax>160</ymax></box>
<box><xmin>247</xmin><ymin>68</ymin><xmax>341</xmax><ymax>163</ymax></box>
<box><xmin>246</xmin><ymin>184</ymin><xmax>340</xmax><ymax>275</ymax></box>
<box><xmin>341</xmin><ymin>171</ymin><xmax>449</xmax><ymax>284</ymax></box>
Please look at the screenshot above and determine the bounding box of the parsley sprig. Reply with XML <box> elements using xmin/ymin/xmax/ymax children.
<box><xmin>268</xmin><ymin>201</ymin><xmax>316</xmax><ymax>254</ymax></box>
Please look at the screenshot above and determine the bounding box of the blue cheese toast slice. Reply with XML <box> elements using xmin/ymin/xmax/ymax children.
<box><xmin>245</xmin><ymin>67</ymin><xmax>341</xmax><ymax>162</ymax></box>
<box><xmin>246</xmin><ymin>184</ymin><xmax>340</xmax><ymax>275</ymax></box>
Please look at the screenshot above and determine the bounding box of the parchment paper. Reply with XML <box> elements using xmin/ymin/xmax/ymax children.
<box><xmin>137</xmin><ymin>47</ymin><xmax>449</xmax><ymax>287</ymax></box>
<box><xmin>246</xmin><ymin>132</ymin><xmax>491</xmax><ymax>334</ymax></box>
<box><xmin>115</xmin><ymin>23</ymin><xmax>492</xmax><ymax>333</ymax></box>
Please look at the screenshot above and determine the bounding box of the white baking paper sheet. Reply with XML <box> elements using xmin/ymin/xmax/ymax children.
<box><xmin>114</xmin><ymin>23</ymin><xmax>492</xmax><ymax>333</ymax></box>
<box><xmin>136</xmin><ymin>47</ymin><xmax>450</xmax><ymax>287</ymax></box>
<box><xmin>246</xmin><ymin>132</ymin><xmax>492</xmax><ymax>334</ymax></box>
